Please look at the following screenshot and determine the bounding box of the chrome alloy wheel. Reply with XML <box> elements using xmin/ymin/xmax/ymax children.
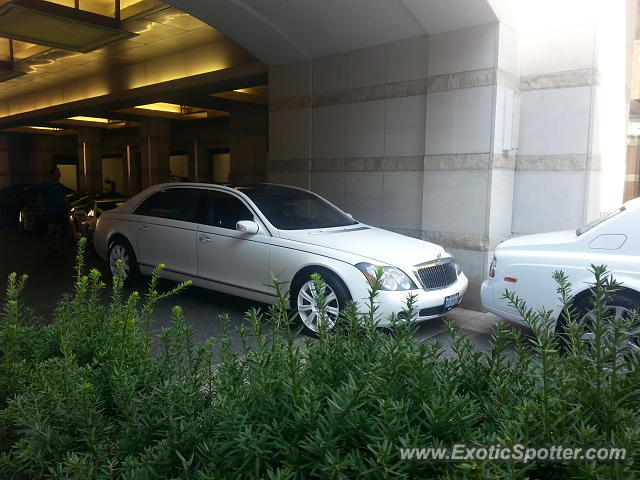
<box><xmin>579</xmin><ymin>305</ymin><xmax>640</xmax><ymax>355</ymax></box>
<box><xmin>109</xmin><ymin>244</ymin><xmax>130</xmax><ymax>279</ymax></box>
<box><xmin>296</xmin><ymin>280</ymin><xmax>340</xmax><ymax>332</ymax></box>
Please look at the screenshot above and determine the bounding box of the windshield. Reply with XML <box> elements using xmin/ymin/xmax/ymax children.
<box><xmin>576</xmin><ymin>206</ymin><xmax>625</xmax><ymax>236</ymax></box>
<box><xmin>240</xmin><ymin>185</ymin><xmax>358</xmax><ymax>230</ymax></box>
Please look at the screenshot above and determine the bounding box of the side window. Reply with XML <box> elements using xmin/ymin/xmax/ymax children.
<box><xmin>134</xmin><ymin>188</ymin><xmax>201</xmax><ymax>223</ymax></box>
<box><xmin>200</xmin><ymin>190</ymin><xmax>253</xmax><ymax>230</ymax></box>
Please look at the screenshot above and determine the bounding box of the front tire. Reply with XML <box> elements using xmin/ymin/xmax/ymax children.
<box><xmin>291</xmin><ymin>270</ymin><xmax>351</xmax><ymax>336</ymax></box>
<box><xmin>108</xmin><ymin>238</ymin><xmax>140</xmax><ymax>285</ymax></box>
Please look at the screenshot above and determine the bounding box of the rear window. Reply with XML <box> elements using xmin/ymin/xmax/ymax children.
<box><xmin>135</xmin><ymin>188</ymin><xmax>201</xmax><ymax>223</ymax></box>
<box><xmin>576</xmin><ymin>206</ymin><xmax>625</xmax><ymax>236</ymax></box>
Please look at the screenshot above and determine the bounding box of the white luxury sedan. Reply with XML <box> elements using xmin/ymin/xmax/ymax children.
<box><xmin>481</xmin><ymin>197</ymin><xmax>640</xmax><ymax>333</ymax></box>
<box><xmin>94</xmin><ymin>183</ymin><xmax>468</xmax><ymax>335</ymax></box>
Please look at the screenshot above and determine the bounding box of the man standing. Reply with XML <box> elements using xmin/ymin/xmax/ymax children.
<box><xmin>40</xmin><ymin>168</ymin><xmax>68</xmax><ymax>255</ymax></box>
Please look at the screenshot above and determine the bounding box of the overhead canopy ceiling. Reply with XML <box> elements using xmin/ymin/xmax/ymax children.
<box><xmin>0</xmin><ymin>0</ymin><xmax>497</xmax><ymax>131</ymax></box>
<box><xmin>0</xmin><ymin>0</ymin><xmax>268</xmax><ymax>132</ymax></box>
<box><xmin>165</xmin><ymin>0</ymin><xmax>498</xmax><ymax>66</ymax></box>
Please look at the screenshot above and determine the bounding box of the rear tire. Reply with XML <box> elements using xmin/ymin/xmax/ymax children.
<box><xmin>108</xmin><ymin>238</ymin><xmax>140</xmax><ymax>285</ymax></box>
<box><xmin>556</xmin><ymin>290</ymin><xmax>640</xmax><ymax>353</ymax></box>
<box><xmin>290</xmin><ymin>270</ymin><xmax>351</xmax><ymax>337</ymax></box>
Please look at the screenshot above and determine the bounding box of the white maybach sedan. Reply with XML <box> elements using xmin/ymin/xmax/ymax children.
<box><xmin>481</xmin><ymin>197</ymin><xmax>640</xmax><ymax>331</ymax></box>
<box><xmin>94</xmin><ymin>183</ymin><xmax>468</xmax><ymax>335</ymax></box>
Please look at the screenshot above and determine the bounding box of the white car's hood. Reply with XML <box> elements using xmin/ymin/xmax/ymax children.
<box><xmin>279</xmin><ymin>225</ymin><xmax>447</xmax><ymax>267</ymax></box>
<box><xmin>498</xmin><ymin>230</ymin><xmax>578</xmax><ymax>249</ymax></box>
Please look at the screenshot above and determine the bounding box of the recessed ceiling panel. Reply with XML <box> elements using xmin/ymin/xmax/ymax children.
<box><xmin>0</xmin><ymin>0</ymin><xmax>136</xmax><ymax>53</ymax></box>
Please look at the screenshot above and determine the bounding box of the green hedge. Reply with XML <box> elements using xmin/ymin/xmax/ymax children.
<box><xmin>0</xmin><ymin>240</ymin><xmax>638</xmax><ymax>479</ymax></box>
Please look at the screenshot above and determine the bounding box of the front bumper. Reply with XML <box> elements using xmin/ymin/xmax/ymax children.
<box><xmin>359</xmin><ymin>273</ymin><xmax>469</xmax><ymax>327</ymax></box>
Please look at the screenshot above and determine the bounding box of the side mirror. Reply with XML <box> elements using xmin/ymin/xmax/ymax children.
<box><xmin>236</xmin><ymin>220</ymin><xmax>259</xmax><ymax>234</ymax></box>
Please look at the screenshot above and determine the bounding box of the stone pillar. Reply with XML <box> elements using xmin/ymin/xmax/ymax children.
<box><xmin>510</xmin><ymin>0</ymin><xmax>633</xmax><ymax>231</ymax></box>
<box><xmin>513</xmin><ymin>18</ymin><xmax>598</xmax><ymax>234</ymax></box>
<box><xmin>77</xmin><ymin>128</ymin><xmax>103</xmax><ymax>192</ymax></box>
<box><xmin>189</xmin><ymin>139</ymin><xmax>210</xmax><ymax>183</ymax></box>
<box><xmin>122</xmin><ymin>144</ymin><xmax>142</xmax><ymax>196</ymax></box>
<box><xmin>269</xmin><ymin>35</ymin><xmax>430</xmax><ymax>234</ymax></box>
<box><xmin>421</xmin><ymin>24</ymin><xmax>500</xmax><ymax>308</ymax></box>
<box><xmin>269</xmin><ymin>30</ymin><xmax>498</xmax><ymax>309</ymax></box>
<box><xmin>139</xmin><ymin>118</ymin><xmax>171</xmax><ymax>189</ymax></box>
<box><xmin>268</xmin><ymin>61</ymin><xmax>312</xmax><ymax>188</ymax></box>
<box><xmin>487</xmin><ymin>21</ymin><xmax>520</xmax><ymax>255</ymax></box>
<box><xmin>229</xmin><ymin>104</ymin><xmax>268</xmax><ymax>183</ymax></box>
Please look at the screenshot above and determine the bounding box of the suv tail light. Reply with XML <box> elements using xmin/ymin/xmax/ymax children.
<box><xmin>489</xmin><ymin>255</ymin><xmax>496</xmax><ymax>278</ymax></box>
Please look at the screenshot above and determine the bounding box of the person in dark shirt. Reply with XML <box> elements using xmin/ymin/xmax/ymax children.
<box><xmin>40</xmin><ymin>168</ymin><xmax>68</xmax><ymax>255</ymax></box>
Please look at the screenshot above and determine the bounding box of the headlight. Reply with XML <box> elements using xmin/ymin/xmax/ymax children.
<box><xmin>455</xmin><ymin>261</ymin><xmax>462</xmax><ymax>276</ymax></box>
<box><xmin>356</xmin><ymin>263</ymin><xmax>416</xmax><ymax>291</ymax></box>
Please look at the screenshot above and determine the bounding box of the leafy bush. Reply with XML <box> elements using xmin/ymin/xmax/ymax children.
<box><xmin>0</xmin><ymin>241</ymin><xmax>638</xmax><ymax>479</ymax></box>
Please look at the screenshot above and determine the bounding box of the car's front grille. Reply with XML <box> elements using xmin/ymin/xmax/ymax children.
<box><xmin>415</xmin><ymin>259</ymin><xmax>457</xmax><ymax>290</ymax></box>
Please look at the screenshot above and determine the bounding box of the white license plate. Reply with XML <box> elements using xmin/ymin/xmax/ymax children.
<box><xmin>444</xmin><ymin>293</ymin><xmax>459</xmax><ymax>310</ymax></box>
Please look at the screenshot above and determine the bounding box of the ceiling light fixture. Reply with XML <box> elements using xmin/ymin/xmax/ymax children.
<box><xmin>53</xmin><ymin>116</ymin><xmax>126</xmax><ymax>128</ymax></box>
<box><xmin>67</xmin><ymin>115</ymin><xmax>111</xmax><ymax>123</ymax></box>
<box><xmin>134</xmin><ymin>102</ymin><xmax>184</xmax><ymax>113</ymax></box>
<box><xmin>0</xmin><ymin>0</ymin><xmax>136</xmax><ymax>54</ymax></box>
<box><xmin>26</xmin><ymin>126</ymin><xmax>64</xmax><ymax>131</ymax></box>
<box><xmin>132</xmin><ymin>103</ymin><xmax>208</xmax><ymax>118</ymax></box>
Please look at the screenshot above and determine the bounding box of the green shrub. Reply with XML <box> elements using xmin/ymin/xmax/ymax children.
<box><xmin>0</xmin><ymin>240</ymin><xmax>638</xmax><ymax>479</ymax></box>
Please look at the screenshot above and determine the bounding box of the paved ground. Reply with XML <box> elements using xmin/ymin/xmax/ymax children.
<box><xmin>0</xmin><ymin>225</ymin><xmax>526</xmax><ymax>354</ymax></box>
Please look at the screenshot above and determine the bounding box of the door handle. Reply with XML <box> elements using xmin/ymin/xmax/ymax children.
<box><xmin>199</xmin><ymin>235</ymin><xmax>211</xmax><ymax>243</ymax></box>
<box><xmin>139</xmin><ymin>225</ymin><xmax>149</xmax><ymax>231</ymax></box>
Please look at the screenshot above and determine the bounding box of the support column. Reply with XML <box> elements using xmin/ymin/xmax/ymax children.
<box><xmin>189</xmin><ymin>139</ymin><xmax>209</xmax><ymax>183</ymax></box>
<box><xmin>267</xmin><ymin>60</ymin><xmax>312</xmax><ymax>189</ymax></box>
<box><xmin>140</xmin><ymin>118</ymin><xmax>171</xmax><ymax>189</ymax></box>
<box><xmin>123</xmin><ymin>144</ymin><xmax>142</xmax><ymax>196</ymax></box>
<box><xmin>421</xmin><ymin>24</ymin><xmax>500</xmax><ymax>309</ymax></box>
<box><xmin>229</xmin><ymin>104</ymin><xmax>268</xmax><ymax>183</ymax></box>
<box><xmin>77</xmin><ymin>128</ymin><xmax>103</xmax><ymax>192</ymax></box>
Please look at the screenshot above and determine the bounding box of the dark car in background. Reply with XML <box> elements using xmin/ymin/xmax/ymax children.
<box><xmin>0</xmin><ymin>184</ymin><xmax>41</xmax><ymax>227</ymax></box>
<box><xmin>19</xmin><ymin>190</ymin><xmax>83</xmax><ymax>233</ymax></box>
<box><xmin>65</xmin><ymin>193</ymin><xmax>127</xmax><ymax>238</ymax></box>
<box><xmin>69</xmin><ymin>196</ymin><xmax>128</xmax><ymax>242</ymax></box>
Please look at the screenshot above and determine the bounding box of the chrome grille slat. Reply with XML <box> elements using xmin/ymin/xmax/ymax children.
<box><xmin>415</xmin><ymin>259</ymin><xmax>457</xmax><ymax>290</ymax></box>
